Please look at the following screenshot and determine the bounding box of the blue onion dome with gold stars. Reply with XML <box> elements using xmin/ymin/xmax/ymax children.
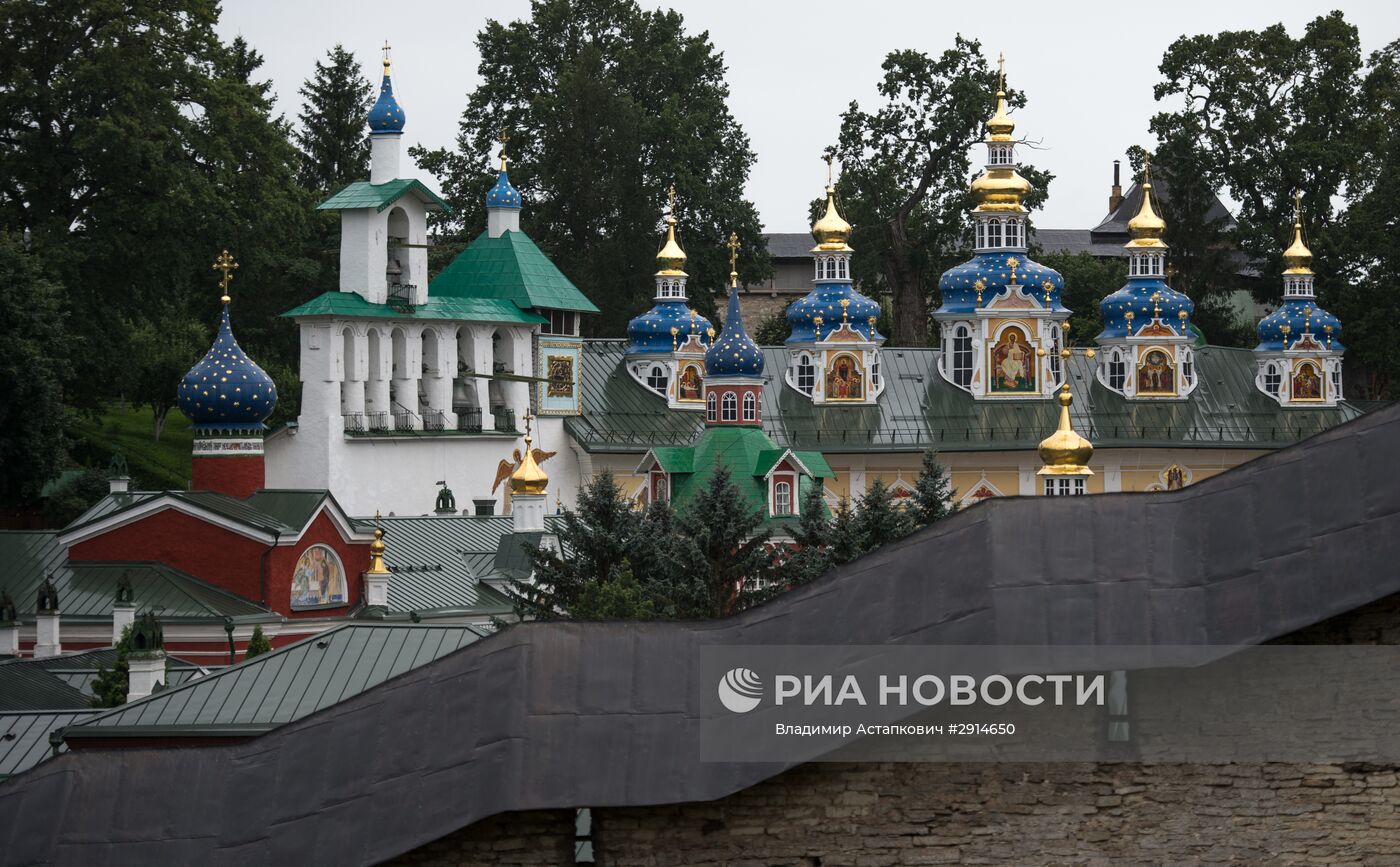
<box><xmin>786</xmin><ymin>182</ymin><xmax>883</xmax><ymax>343</ymax></box>
<box><xmin>1255</xmin><ymin>207</ymin><xmax>1343</xmax><ymax>353</ymax></box>
<box><xmin>177</xmin><ymin>304</ymin><xmax>277</xmax><ymax>431</ymax></box>
<box><xmin>485</xmin><ymin>164</ymin><xmax>522</xmax><ymax>210</ymax></box>
<box><xmin>627</xmin><ymin>212</ymin><xmax>712</xmax><ymax>354</ymax></box>
<box><xmin>367</xmin><ymin>49</ymin><xmax>405</xmax><ymax>135</ymax></box>
<box><xmin>1096</xmin><ymin>178</ymin><xmax>1194</xmax><ymax>341</ymax></box>
<box><xmin>707</xmin><ymin>285</ymin><xmax>763</xmax><ymax>379</ymax></box>
<box><xmin>936</xmin><ymin>255</ymin><xmax>1067</xmax><ymax>316</ymax></box>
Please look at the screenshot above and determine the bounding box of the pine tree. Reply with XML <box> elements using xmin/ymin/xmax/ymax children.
<box><xmin>90</xmin><ymin>626</ymin><xmax>133</xmax><ymax>709</ymax></box>
<box><xmin>243</xmin><ymin>624</ymin><xmax>272</xmax><ymax>660</ymax></box>
<box><xmin>781</xmin><ymin>486</ymin><xmax>833</xmax><ymax>587</ymax></box>
<box><xmin>628</xmin><ymin>497</ymin><xmax>700</xmax><ymax>618</ymax></box>
<box><xmin>510</xmin><ymin>470</ymin><xmax>639</xmax><ymax>620</ymax></box>
<box><xmin>854</xmin><ymin>479</ymin><xmax>916</xmax><ymax>553</ymax></box>
<box><xmin>829</xmin><ymin>497</ymin><xmax>862</xmax><ymax>565</ymax></box>
<box><xmin>679</xmin><ymin>467</ymin><xmax>772</xmax><ymax>617</ymax></box>
<box><xmin>295</xmin><ymin>45</ymin><xmax>373</xmax><ymax>192</ymax></box>
<box><xmin>911</xmin><ymin>448</ymin><xmax>955</xmax><ymax>528</ymax></box>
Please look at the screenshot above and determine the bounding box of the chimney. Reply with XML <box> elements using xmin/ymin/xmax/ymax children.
<box><xmin>1109</xmin><ymin>160</ymin><xmax>1124</xmax><ymax>214</ymax></box>
<box><xmin>473</xmin><ymin>498</ymin><xmax>497</xmax><ymax>517</ymax></box>
<box><xmin>112</xmin><ymin>571</ymin><xmax>136</xmax><ymax>644</ymax></box>
<box><xmin>0</xmin><ymin>588</ymin><xmax>18</xmax><ymax>656</ymax></box>
<box><xmin>33</xmin><ymin>575</ymin><xmax>61</xmax><ymax>659</ymax></box>
<box><xmin>126</xmin><ymin>611</ymin><xmax>167</xmax><ymax>703</ymax></box>
<box><xmin>107</xmin><ymin>453</ymin><xmax>131</xmax><ymax>494</ymax></box>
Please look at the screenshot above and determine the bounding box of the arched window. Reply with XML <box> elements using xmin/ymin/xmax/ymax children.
<box><xmin>976</xmin><ymin>222</ymin><xmax>986</xmax><ymax>249</ymax></box>
<box><xmin>871</xmin><ymin>355</ymin><xmax>881</xmax><ymax>391</ymax></box>
<box><xmin>796</xmin><ymin>354</ymin><xmax>816</xmax><ymax>395</ymax></box>
<box><xmin>1005</xmin><ymin>220</ymin><xmax>1019</xmax><ymax>248</ymax></box>
<box><xmin>1180</xmin><ymin>349</ymin><xmax>1195</xmax><ymax>386</ymax></box>
<box><xmin>827</xmin><ymin>259</ymin><xmax>837</xmax><ymax>279</ymax></box>
<box><xmin>1049</xmin><ymin>324</ymin><xmax>1062</xmax><ymax>383</ymax></box>
<box><xmin>1264</xmin><ymin>362</ymin><xmax>1282</xmax><ymax>396</ymax></box>
<box><xmin>646</xmin><ymin>364</ymin><xmax>668</xmax><ymax>393</ymax></box>
<box><xmin>706</xmin><ymin>391</ymin><xmax>717</xmax><ymax>421</ymax></box>
<box><xmin>838</xmin><ymin>259</ymin><xmax>848</xmax><ymax>279</ymax></box>
<box><xmin>774</xmin><ymin>481</ymin><xmax>792</xmax><ymax>516</ymax></box>
<box><xmin>742</xmin><ymin>392</ymin><xmax>757</xmax><ymax>421</ymax></box>
<box><xmin>951</xmin><ymin>325</ymin><xmax>973</xmax><ymax>388</ymax></box>
<box><xmin>1330</xmin><ymin>366</ymin><xmax>1342</xmax><ymax>398</ymax></box>
<box><xmin>1108</xmin><ymin>349</ymin><xmax>1127</xmax><ymax>392</ymax></box>
<box><xmin>721</xmin><ymin>391</ymin><xmax>738</xmax><ymax>421</ymax></box>
<box><xmin>988</xmin><ymin>220</ymin><xmax>1002</xmax><ymax>248</ymax></box>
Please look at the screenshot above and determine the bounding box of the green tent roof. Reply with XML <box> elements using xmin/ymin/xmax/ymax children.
<box><xmin>665</xmin><ymin>426</ymin><xmax>824</xmax><ymax>519</ymax></box>
<box><xmin>317</xmin><ymin>179</ymin><xmax>450</xmax><ymax>213</ymax></box>
<box><xmin>431</xmin><ymin>230</ymin><xmax>599</xmax><ymax>314</ymax></box>
<box><xmin>282</xmin><ymin>291</ymin><xmax>545</xmax><ymax>324</ymax></box>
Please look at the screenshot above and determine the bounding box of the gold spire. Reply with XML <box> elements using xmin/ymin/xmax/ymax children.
<box><xmin>655</xmin><ymin>184</ymin><xmax>688</xmax><ymax>277</ymax></box>
<box><xmin>986</xmin><ymin>52</ymin><xmax>1015</xmax><ymax>141</ymax></box>
<box><xmin>1282</xmin><ymin>190</ymin><xmax>1314</xmax><ymax>275</ymax></box>
<box><xmin>1126</xmin><ymin>154</ymin><xmax>1168</xmax><ymax>249</ymax></box>
<box><xmin>367</xmin><ymin>511</ymin><xmax>389</xmax><ymax>575</ymax></box>
<box><xmin>498</xmin><ymin>128</ymin><xmax>510</xmax><ymax>172</ymax></box>
<box><xmin>1037</xmin><ymin>377</ymin><xmax>1094</xmax><ymax>477</ymax></box>
<box><xmin>727</xmin><ymin>231</ymin><xmax>740</xmax><ymax>288</ymax></box>
<box><xmin>212</xmin><ymin>249</ymin><xmax>238</xmax><ymax>304</ymax></box>
<box><xmin>382</xmin><ymin>40</ymin><xmax>392</xmax><ymax>74</ymax></box>
<box><xmin>509</xmin><ymin>415</ymin><xmax>549</xmax><ymax>495</ymax></box>
<box><xmin>811</xmin><ymin>156</ymin><xmax>853</xmax><ymax>252</ymax></box>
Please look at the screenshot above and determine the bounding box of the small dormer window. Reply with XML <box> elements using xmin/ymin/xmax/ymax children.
<box><xmin>646</xmin><ymin>365</ymin><xmax>668</xmax><ymax>393</ymax></box>
<box><xmin>796</xmin><ymin>354</ymin><xmax>815</xmax><ymax>395</ymax></box>
<box><xmin>1264</xmin><ymin>362</ymin><xmax>1282</xmax><ymax>396</ymax></box>
<box><xmin>951</xmin><ymin>325</ymin><xmax>973</xmax><ymax>388</ymax></box>
<box><xmin>1108</xmin><ymin>349</ymin><xmax>1127</xmax><ymax>392</ymax></box>
<box><xmin>773</xmin><ymin>479</ymin><xmax>793</xmax><ymax>516</ymax></box>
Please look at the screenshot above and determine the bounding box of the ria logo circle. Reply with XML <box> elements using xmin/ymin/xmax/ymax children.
<box><xmin>718</xmin><ymin>667</ymin><xmax>763</xmax><ymax>713</ymax></box>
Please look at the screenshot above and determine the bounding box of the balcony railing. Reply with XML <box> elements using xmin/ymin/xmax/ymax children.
<box><xmin>455</xmin><ymin>406</ymin><xmax>483</xmax><ymax>433</ymax></box>
<box><xmin>343</xmin><ymin>413</ymin><xmax>366</xmax><ymax>433</ymax></box>
<box><xmin>387</xmin><ymin>281</ymin><xmax>416</xmax><ymax>313</ymax></box>
<box><xmin>366</xmin><ymin>411</ymin><xmax>390</xmax><ymax>431</ymax></box>
<box><xmin>492</xmin><ymin>406</ymin><xmax>516</xmax><ymax>433</ymax></box>
<box><xmin>423</xmin><ymin>410</ymin><xmax>446</xmax><ymax>431</ymax></box>
<box><xmin>393</xmin><ymin>410</ymin><xmax>420</xmax><ymax>431</ymax></box>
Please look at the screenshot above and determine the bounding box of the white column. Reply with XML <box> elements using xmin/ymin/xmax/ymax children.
<box><xmin>0</xmin><ymin>622</ymin><xmax>18</xmax><ymax>656</ymax></box>
<box><xmin>109</xmin><ymin>476</ymin><xmax>131</xmax><ymax>494</ymax></box>
<box><xmin>426</xmin><ymin>329</ymin><xmax>456</xmax><ymax>427</ymax></box>
<box><xmin>370</xmin><ymin>133</ymin><xmax>402</xmax><ymax>184</ymax></box>
<box><xmin>112</xmin><ymin>604</ymin><xmax>135</xmax><ymax>645</ymax></box>
<box><xmin>513</xmin><ymin>493</ymin><xmax>547</xmax><ymax>532</ymax></box>
<box><xmin>472</xmin><ymin>326</ymin><xmax>497</xmax><ymax>430</ymax></box>
<box><xmin>34</xmin><ymin>611</ymin><xmax>61</xmax><ymax>659</ymax></box>
<box><xmin>127</xmin><ymin>652</ymin><xmax>166</xmax><ymax>703</ymax></box>
<box><xmin>365</xmin><ymin>570</ymin><xmax>391</xmax><ymax>610</ymax></box>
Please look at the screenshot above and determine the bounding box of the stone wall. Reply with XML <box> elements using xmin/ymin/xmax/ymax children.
<box><xmin>394</xmin><ymin>593</ymin><xmax>1400</xmax><ymax>866</ymax></box>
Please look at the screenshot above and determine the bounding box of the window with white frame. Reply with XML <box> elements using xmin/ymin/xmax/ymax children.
<box><xmin>721</xmin><ymin>391</ymin><xmax>738</xmax><ymax>421</ymax></box>
<box><xmin>796</xmin><ymin>354</ymin><xmax>815</xmax><ymax>394</ymax></box>
<box><xmin>951</xmin><ymin>325</ymin><xmax>973</xmax><ymax>388</ymax></box>
<box><xmin>1005</xmin><ymin>219</ymin><xmax>1020</xmax><ymax>248</ymax></box>
<box><xmin>1044</xmin><ymin>477</ymin><xmax>1086</xmax><ymax>496</ymax></box>
<box><xmin>646</xmin><ymin>365</ymin><xmax>668</xmax><ymax>393</ymax></box>
<box><xmin>706</xmin><ymin>391</ymin><xmax>717</xmax><ymax>421</ymax></box>
<box><xmin>1264</xmin><ymin>362</ymin><xmax>1282</xmax><ymax>396</ymax></box>
<box><xmin>871</xmin><ymin>354</ymin><xmax>881</xmax><ymax>391</ymax></box>
<box><xmin>1049</xmin><ymin>324</ymin><xmax>1062</xmax><ymax>383</ymax></box>
<box><xmin>1330</xmin><ymin>366</ymin><xmax>1341</xmax><ymax>398</ymax></box>
<box><xmin>774</xmin><ymin>479</ymin><xmax>793</xmax><ymax>515</ymax></box>
<box><xmin>976</xmin><ymin>222</ymin><xmax>986</xmax><ymax>249</ymax></box>
<box><xmin>988</xmin><ymin>219</ymin><xmax>1003</xmax><ymax>248</ymax></box>
<box><xmin>1108</xmin><ymin>349</ymin><xmax>1127</xmax><ymax>392</ymax></box>
<box><xmin>742</xmin><ymin>392</ymin><xmax>756</xmax><ymax>421</ymax></box>
<box><xmin>1181</xmin><ymin>349</ymin><xmax>1195</xmax><ymax>386</ymax></box>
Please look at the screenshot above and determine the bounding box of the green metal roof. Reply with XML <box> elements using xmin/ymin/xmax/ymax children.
<box><xmin>64</xmin><ymin>623</ymin><xmax>486</xmax><ymax>739</ymax></box>
<box><xmin>664</xmin><ymin>426</ymin><xmax>824</xmax><ymax>517</ymax></box>
<box><xmin>0</xmin><ymin>532</ymin><xmax>274</xmax><ymax>623</ymax></box>
<box><xmin>0</xmin><ymin>661</ymin><xmax>92</xmax><ymax>711</ymax></box>
<box><xmin>491</xmin><ymin>530</ymin><xmax>550</xmax><ymax>582</ymax></box>
<box><xmin>568</xmin><ymin>341</ymin><xmax>1373</xmax><ymax>454</ymax></box>
<box><xmin>0</xmin><ymin>711</ymin><xmax>94</xmax><ymax>781</ymax></box>
<box><xmin>29</xmin><ymin>648</ymin><xmax>206</xmax><ymax>697</ymax></box>
<box><xmin>377</xmin><ymin>515</ymin><xmax>525</xmax><ymax>616</ymax></box>
<box><xmin>431</xmin><ymin>230</ymin><xmax>600</xmax><ymax>314</ymax></box>
<box><xmin>647</xmin><ymin>447</ymin><xmax>694</xmax><ymax>474</ymax></box>
<box><xmin>281</xmin><ymin>291</ymin><xmax>546</xmax><ymax>324</ymax></box>
<box><xmin>317</xmin><ymin>178</ymin><xmax>450</xmax><ymax>213</ymax></box>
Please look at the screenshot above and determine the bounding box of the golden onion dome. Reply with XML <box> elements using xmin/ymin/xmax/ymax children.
<box><xmin>1282</xmin><ymin>192</ymin><xmax>1314</xmax><ymax>275</ymax></box>
<box><xmin>510</xmin><ymin>416</ymin><xmax>550</xmax><ymax>496</ymax></box>
<box><xmin>367</xmin><ymin>513</ymin><xmax>390</xmax><ymax>575</ymax></box>
<box><xmin>986</xmin><ymin>88</ymin><xmax>1015</xmax><ymax>142</ymax></box>
<box><xmin>1037</xmin><ymin>387</ymin><xmax>1094</xmax><ymax>477</ymax></box>
<box><xmin>1125</xmin><ymin>180</ymin><xmax>1168</xmax><ymax>250</ymax></box>
<box><xmin>655</xmin><ymin>213</ymin><xmax>688</xmax><ymax>277</ymax></box>
<box><xmin>971</xmin><ymin>168</ymin><xmax>1032</xmax><ymax>213</ymax></box>
<box><xmin>811</xmin><ymin>184</ymin><xmax>853</xmax><ymax>252</ymax></box>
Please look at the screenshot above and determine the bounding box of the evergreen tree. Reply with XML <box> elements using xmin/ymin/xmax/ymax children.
<box><xmin>295</xmin><ymin>45</ymin><xmax>373</xmax><ymax>193</ymax></box>
<box><xmin>0</xmin><ymin>233</ymin><xmax>70</xmax><ymax>506</ymax></box>
<box><xmin>678</xmin><ymin>467</ymin><xmax>772</xmax><ymax>617</ymax></box>
<box><xmin>781</xmin><ymin>486</ymin><xmax>833</xmax><ymax>586</ymax></box>
<box><xmin>91</xmin><ymin>626</ymin><xmax>133</xmax><ymax>709</ymax></box>
<box><xmin>510</xmin><ymin>470</ymin><xmax>638</xmax><ymax>620</ymax></box>
<box><xmin>828</xmin><ymin>497</ymin><xmax>862</xmax><ymax>565</ymax></box>
<box><xmin>854</xmin><ymin>479</ymin><xmax>915</xmax><ymax>553</ymax></box>
<box><xmin>243</xmin><ymin>624</ymin><xmax>273</xmax><ymax>660</ymax></box>
<box><xmin>910</xmin><ymin>448</ymin><xmax>955</xmax><ymax>528</ymax></box>
<box><xmin>412</xmin><ymin>0</ymin><xmax>768</xmax><ymax>334</ymax></box>
<box><xmin>627</xmin><ymin>496</ymin><xmax>700</xmax><ymax>617</ymax></box>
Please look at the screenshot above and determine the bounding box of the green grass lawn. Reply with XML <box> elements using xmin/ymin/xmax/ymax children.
<box><xmin>70</xmin><ymin>405</ymin><xmax>194</xmax><ymax>490</ymax></box>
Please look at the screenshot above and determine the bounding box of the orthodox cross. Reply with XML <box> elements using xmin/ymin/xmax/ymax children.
<box><xmin>997</xmin><ymin>52</ymin><xmax>1005</xmax><ymax>91</ymax></box>
<box><xmin>382</xmin><ymin>41</ymin><xmax>392</xmax><ymax>69</ymax></box>
<box><xmin>1143</xmin><ymin>151</ymin><xmax>1152</xmax><ymax>185</ymax></box>
<box><xmin>498</xmin><ymin>128</ymin><xmax>510</xmax><ymax>171</ymax></box>
<box><xmin>824</xmin><ymin>154</ymin><xmax>833</xmax><ymax>186</ymax></box>
<box><xmin>212</xmin><ymin>250</ymin><xmax>238</xmax><ymax>304</ymax></box>
<box><xmin>667</xmin><ymin>184</ymin><xmax>677</xmax><ymax>217</ymax></box>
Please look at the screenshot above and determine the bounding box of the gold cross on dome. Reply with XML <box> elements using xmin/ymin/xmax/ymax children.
<box><xmin>382</xmin><ymin>41</ymin><xmax>392</xmax><ymax>69</ymax></box>
<box><xmin>824</xmin><ymin>154</ymin><xmax>833</xmax><ymax>186</ymax></box>
<box><xmin>1143</xmin><ymin>151</ymin><xmax>1152</xmax><ymax>185</ymax></box>
<box><xmin>1294</xmin><ymin>189</ymin><xmax>1304</xmax><ymax>223</ymax></box>
<box><xmin>212</xmin><ymin>250</ymin><xmax>238</xmax><ymax>303</ymax></box>
<box><xmin>667</xmin><ymin>184</ymin><xmax>677</xmax><ymax>216</ymax></box>
<box><xmin>997</xmin><ymin>52</ymin><xmax>1005</xmax><ymax>91</ymax></box>
<box><xmin>498</xmin><ymin>128</ymin><xmax>510</xmax><ymax>171</ymax></box>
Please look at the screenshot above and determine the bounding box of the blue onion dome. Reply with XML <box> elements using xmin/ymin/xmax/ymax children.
<box><xmin>627</xmin><ymin>303</ymin><xmax>712</xmax><ymax>355</ymax></box>
<box><xmin>178</xmin><ymin>305</ymin><xmax>277</xmax><ymax>430</ymax></box>
<box><xmin>1097</xmin><ymin>179</ymin><xmax>1193</xmax><ymax>341</ymax></box>
<box><xmin>707</xmin><ymin>286</ymin><xmax>764</xmax><ymax>378</ymax></box>
<box><xmin>786</xmin><ymin>284</ymin><xmax>883</xmax><ymax>343</ymax></box>
<box><xmin>485</xmin><ymin>163</ymin><xmax>522</xmax><ymax>210</ymax></box>
<box><xmin>1255</xmin><ymin>217</ymin><xmax>1343</xmax><ymax>352</ymax></box>
<box><xmin>936</xmin><ymin>253</ymin><xmax>1066</xmax><ymax>317</ymax></box>
<box><xmin>367</xmin><ymin>55</ymin><xmax>406</xmax><ymax>134</ymax></box>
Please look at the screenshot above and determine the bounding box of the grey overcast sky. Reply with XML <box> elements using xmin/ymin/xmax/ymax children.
<box><xmin>219</xmin><ymin>0</ymin><xmax>1397</xmax><ymax>232</ymax></box>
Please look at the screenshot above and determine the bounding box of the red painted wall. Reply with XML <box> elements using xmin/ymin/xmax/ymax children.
<box><xmin>191</xmin><ymin>455</ymin><xmax>265</xmax><ymax>499</ymax></box>
<box><xmin>704</xmin><ymin>383</ymin><xmax>764</xmax><ymax>427</ymax></box>
<box><xmin>69</xmin><ymin>507</ymin><xmax>368</xmax><ymax>616</ymax></box>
